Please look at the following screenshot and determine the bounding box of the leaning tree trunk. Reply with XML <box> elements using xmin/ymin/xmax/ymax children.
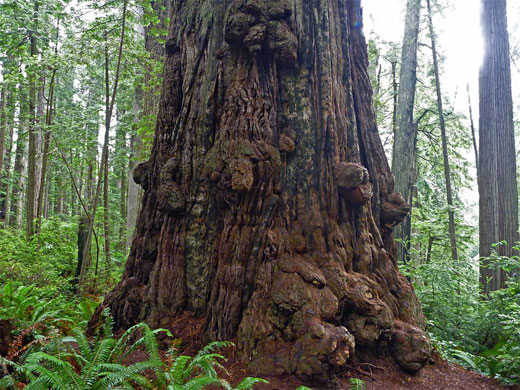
<box><xmin>91</xmin><ymin>0</ymin><xmax>431</xmax><ymax>381</ymax></box>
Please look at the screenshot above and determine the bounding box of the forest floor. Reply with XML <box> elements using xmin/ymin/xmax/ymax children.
<box><xmin>166</xmin><ymin>312</ymin><xmax>515</xmax><ymax>390</ymax></box>
<box><xmin>224</xmin><ymin>357</ymin><xmax>512</xmax><ymax>390</ymax></box>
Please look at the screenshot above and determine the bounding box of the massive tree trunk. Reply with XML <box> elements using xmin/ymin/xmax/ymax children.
<box><xmin>392</xmin><ymin>0</ymin><xmax>421</xmax><ymax>263</ymax></box>
<box><xmin>92</xmin><ymin>0</ymin><xmax>431</xmax><ymax>381</ymax></box>
<box><xmin>479</xmin><ymin>0</ymin><xmax>519</xmax><ymax>292</ymax></box>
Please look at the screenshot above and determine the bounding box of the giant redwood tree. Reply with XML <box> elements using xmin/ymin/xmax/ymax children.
<box><xmin>91</xmin><ymin>0</ymin><xmax>431</xmax><ymax>382</ymax></box>
<box><xmin>479</xmin><ymin>0</ymin><xmax>519</xmax><ymax>292</ymax></box>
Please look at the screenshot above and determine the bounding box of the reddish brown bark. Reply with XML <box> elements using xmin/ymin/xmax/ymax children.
<box><xmin>91</xmin><ymin>0</ymin><xmax>430</xmax><ymax>382</ymax></box>
<box><xmin>479</xmin><ymin>0</ymin><xmax>518</xmax><ymax>292</ymax></box>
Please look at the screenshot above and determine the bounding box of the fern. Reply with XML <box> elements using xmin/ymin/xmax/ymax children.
<box><xmin>220</xmin><ymin>377</ymin><xmax>269</xmax><ymax>390</ymax></box>
<box><xmin>166</xmin><ymin>376</ymin><xmax>221</xmax><ymax>390</ymax></box>
<box><xmin>159</xmin><ymin>341</ymin><xmax>267</xmax><ymax>390</ymax></box>
<box><xmin>15</xmin><ymin>313</ymin><xmax>164</xmax><ymax>390</ymax></box>
<box><xmin>349</xmin><ymin>378</ymin><xmax>366</xmax><ymax>390</ymax></box>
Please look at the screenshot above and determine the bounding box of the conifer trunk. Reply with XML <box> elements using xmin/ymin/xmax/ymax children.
<box><xmin>392</xmin><ymin>0</ymin><xmax>421</xmax><ymax>263</ymax></box>
<box><xmin>92</xmin><ymin>0</ymin><xmax>431</xmax><ymax>380</ymax></box>
<box><xmin>426</xmin><ymin>0</ymin><xmax>457</xmax><ymax>261</ymax></box>
<box><xmin>479</xmin><ymin>0</ymin><xmax>519</xmax><ymax>291</ymax></box>
<box><xmin>26</xmin><ymin>1</ymin><xmax>39</xmax><ymax>238</ymax></box>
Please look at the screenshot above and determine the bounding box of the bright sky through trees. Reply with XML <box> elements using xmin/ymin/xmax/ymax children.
<box><xmin>364</xmin><ymin>0</ymin><xmax>483</xmax><ymax>115</ymax></box>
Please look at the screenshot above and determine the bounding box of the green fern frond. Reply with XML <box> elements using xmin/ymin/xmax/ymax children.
<box><xmin>81</xmin><ymin>338</ymin><xmax>117</xmax><ymax>385</ymax></box>
<box><xmin>232</xmin><ymin>377</ymin><xmax>269</xmax><ymax>390</ymax></box>
<box><xmin>181</xmin><ymin>375</ymin><xmax>221</xmax><ymax>390</ymax></box>
<box><xmin>188</xmin><ymin>353</ymin><xmax>227</xmax><ymax>379</ymax></box>
<box><xmin>167</xmin><ymin>355</ymin><xmax>192</xmax><ymax>384</ymax></box>
<box><xmin>194</xmin><ymin>341</ymin><xmax>233</xmax><ymax>360</ymax></box>
<box><xmin>93</xmin><ymin>360</ymin><xmax>162</xmax><ymax>389</ymax></box>
<box><xmin>101</xmin><ymin>307</ymin><xmax>114</xmax><ymax>339</ymax></box>
<box><xmin>0</xmin><ymin>374</ymin><xmax>17</xmax><ymax>389</ymax></box>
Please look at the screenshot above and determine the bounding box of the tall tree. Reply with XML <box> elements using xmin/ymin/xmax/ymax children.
<box><xmin>392</xmin><ymin>0</ymin><xmax>421</xmax><ymax>263</ymax></box>
<box><xmin>426</xmin><ymin>0</ymin><xmax>457</xmax><ymax>260</ymax></box>
<box><xmin>127</xmin><ymin>0</ymin><xmax>170</xmax><ymax>245</ymax></box>
<box><xmin>26</xmin><ymin>1</ymin><xmax>40</xmax><ymax>238</ymax></box>
<box><xmin>78</xmin><ymin>0</ymin><xmax>128</xmax><ymax>287</ymax></box>
<box><xmin>91</xmin><ymin>0</ymin><xmax>431</xmax><ymax>382</ymax></box>
<box><xmin>479</xmin><ymin>0</ymin><xmax>519</xmax><ymax>291</ymax></box>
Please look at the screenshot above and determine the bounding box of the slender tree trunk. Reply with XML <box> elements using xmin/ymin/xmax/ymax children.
<box><xmin>426</xmin><ymin>0</ymin><xmax>457</xmax><ymax>260</ymax></box>
<box><xmin>466</xmin><ymin>84</ymin><xmax>478</xmax><ymax>175</ymax></box>
<box><xmin>102</xmin><ymin>36</ymin><xmax>112</xmax><ymax>279</ymax></box>
<box><xmin>2</xmin><ymin>108</ymin><xmax>14</xmax><ymax>228</ymax></box>
<box><xmin>127</xmin><ymin>88</ymin><xmax>143</xmax><ymax>248</ymax></box>
<box><xmin>43</xmin><ymin>162</ymin><xmax>51</xmax><ymax>218</ymax></box>
<box><xmin>392</xmin><ymin>0</ymin><xmax>421</xmax><ymax>263</ymax></box>
<box><xmin>0</xmin><ymin>88</ymin><xmax>7</xmax><ymax>187</ymax></box>
<box><xmin>91</xmin><ymin>0</ymin><xmax>431</xmax><ymax>381</ymax></box>
<box><xmin>127</xmin><ymin>1</ymin><xmax>170</xmax><ymax>243</ymax></box>
<box><xmin>26</xmin><ymin>1</ymin><xmax>39</xmax><ymax>238</ymax></box>
<box><xmin>79</xmin><ymin>0</ymin><xmax>128</xmax><ymax>288</ymax></box>
<box><xmin>36</xmin><ymin>20</ymin><xmax>59</xmax><ymax>233</ymax></box>
<box><xmin>116</xmin><ymin>122</ymin><xmax>128</xmax><ymax>252</ymax></box>
<box><xmin>391</xmin><ymin>60</ymin><xmax>397</xmax><ymax>136</ymax></box>
<box><xmin>103</xmin><ymin>154</ymin><xmax>111</xmax><ymax>276</ymax></box>
<box><xmin>12</xmin><ymin>102</ymin><xmax>28</xmax><ymax>230</ymax></box>
<box><xmin>36</xmin><ymin>73</ymin><xmax>55</xmax><ymax>234</ymax></box>
<box><xmin>479</xmin><ymin>0</ymin><xmax>519</xmax><ymax>292</ymax></box>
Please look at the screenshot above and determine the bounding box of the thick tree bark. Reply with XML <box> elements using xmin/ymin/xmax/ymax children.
<box><xmin>92</xmin><ymin>0</ymin><xmax>431</xmax><ymax>381</ymax></box>
<box><xmin>392</xmin><ymin>0</ymin><xmax>421</xmax><ymax>263</ymax></box>
<box><xmin>479</xmin><ymin>0</ymin><xmax>519</xmax><ymax>292</ymax></box>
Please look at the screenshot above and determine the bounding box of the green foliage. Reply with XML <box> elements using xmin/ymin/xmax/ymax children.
<box><xmin>0</xmin><ymin>218</ymin><xmax>77</xmax><ymax>293</ymax></box>
<box><xmin>348</xmin><ymin>378</ymin><xmax>366</xmax><ymax>390</ymax></box>
<box><xmin>400</xmin><ymin>244</ymin><xmax>520</xmax><ymax>385</ymax></box>
<box><xmin>1</xmin><ymin>309</ymin><xmax>166</xmax><ymax>389</ymax></box>
<box><xmin>155</xmin><ymin>341</ymin><xmax>267</xmax><ymax>390</ymax></box>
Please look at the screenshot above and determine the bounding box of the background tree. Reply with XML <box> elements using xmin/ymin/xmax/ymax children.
<box><xmin>392</xmin><ymin>0</ymin><xmax>422</xmax><ymax>263</ymax></box>
<box><xmin>91</xmin><ymin>0</ymin><xmax>432</xmax><ymax>382</ymax></box>
<box><xmin>479</xmin><ymin>0</ymin><xmax>519</xmax><ymax>291</ymax></box>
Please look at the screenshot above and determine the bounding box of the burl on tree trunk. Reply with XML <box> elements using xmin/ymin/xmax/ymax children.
<box><xmin>90</xmin><ymin>0</ymin><xmax>431</xmax><ymax>382</ymax></box>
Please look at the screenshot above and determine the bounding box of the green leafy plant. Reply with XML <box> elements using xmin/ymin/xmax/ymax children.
<box><xmin>349</xmin><ymin>377</ymin><xmax>366</xmax><ymax>390</ymax></box>
<box><xmin>0</xmin><ymin>309</ymin><xmax>167</xmax><ymax>389</ymax></box>
<box><xmin>157</xmin><ymin>341</ymin><xmax>268</xmax><ymax>390</ymax></box>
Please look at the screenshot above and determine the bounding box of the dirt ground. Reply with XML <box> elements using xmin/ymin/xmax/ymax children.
<box><xmin>231</xmin><ymin>357</ymin><xmax>514</xmax><ymax>390</ymax></box>
<box><xmin>163</xmin><ymin>312</ymin><xmax>515</xmax><ymax>390</ymax></box>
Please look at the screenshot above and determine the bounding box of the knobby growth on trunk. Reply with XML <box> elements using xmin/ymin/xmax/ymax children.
<box><xmin>91</xmin><ymin>0</ymin><xmax>431</xmax><ymax>382</ymax></box>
